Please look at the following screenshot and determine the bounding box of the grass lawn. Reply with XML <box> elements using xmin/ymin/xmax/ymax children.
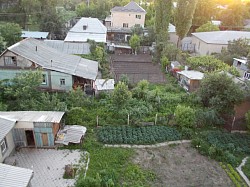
<box><xmin>69</xmin><ymin>128</ymin><xmax>155</xmax><ymax>187</ymax></box>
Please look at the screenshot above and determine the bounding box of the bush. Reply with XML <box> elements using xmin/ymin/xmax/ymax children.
<box><xmin>66</xmin><ymin>107</ymin><xmax>85</xmax><ymax>125</ymax></box>
<box><xmin>175</xmin><ymin>105</ymin><xmax>196</xmax><ymax>128</ymax></box>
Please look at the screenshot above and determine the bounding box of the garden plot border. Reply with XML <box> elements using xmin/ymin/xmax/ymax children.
<box><xmin>236</xmin><ymin>157</ymin><xmax>250</xmax><ymax>187</ymax></box>
<box><xmin>104</xmin><ymin>140</ymin><xmax>191</xmax><ymax>148</ymax></box>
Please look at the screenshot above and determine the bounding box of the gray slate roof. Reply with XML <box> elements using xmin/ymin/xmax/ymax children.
<box><xmin>0</xmin><ymin>163</ymin><xmax>33</xmax><ymax>187</ymax></box>
<box><xmin>0</xmin><ymin>111</ymin><xmax>65</xmax><ymax>123</ymax></box>
<box><xmin>7</xmin><ymin>38</ymin><xmax>98</xmax><ymax>80</ymax></box>
<box><xmin>192</xmin><ymin>31</ymin><xmax>250</xmax><ymax>45</ymax></box>
<box><xmin>64</xmin><ymin>17</ymin><xmax>107</xmax><ymax>42</ymax></box>
<box><xmin>111</xmin><ymin>1</ymin><xmax>146</xmax><ymax>13</ymax></box>
<box><xmin>43</xmin><ymin>40</ymin><xmax>90</xmax><ymax>55</ymax></box>
<box><xmin>21</xmin><ymin>31</ymin><xmax>49</xmax><ymax>39</ymax></box>
<box><xmin>0</xmin><ymin>116</ymin><xmax>16</xmax><ymax>141</ymax></box>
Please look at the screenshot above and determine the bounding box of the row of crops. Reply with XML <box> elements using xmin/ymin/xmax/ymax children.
<box><xmin>202</xmin><ymin>131</ymin><xmax>250</xmax><ymax>155</ymax></box>
<box><xmin>97</xmin><ymin>125</ymin><xmax>181</xmax><ymax>144</ymax></box>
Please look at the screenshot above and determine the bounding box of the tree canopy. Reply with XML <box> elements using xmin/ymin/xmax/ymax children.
<box><xmin>175</xmin><ymin>0</ymin><xmax>198</xmax><ymax>46</ymax></box>
<box><xmin>196</xmin><ymin>21</ymin><xmax>220</xmax><ymax>32</ymax></box>
<box><xmin>198</xmin><ymin>72</ymin><xmax>244</xmax><ymax>115</ymax></box>
<box><xmin>129</xmin><ymin>34</ymin><xmax>141</xmax><ymax>54</ymax></box>
<box><xmin>186</xmin><ymin>55</ymin><xmax>239</xmax><ymax>76</ymax></box>
<box><xmin>192</xmin><ymin>0</ymin><xmax>216</xmax><ymax>26</ymax></box>
<box><xmin>0</xmin><ymin>22</ymin><xmax>22</xmax><ymax>47</ymax></box>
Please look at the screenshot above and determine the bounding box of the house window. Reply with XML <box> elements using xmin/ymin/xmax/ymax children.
<box><xmin>60</xmin><ymin>78</ymin><xmax>65</xmax><ymax>85</ymax></box>
<box><xmin>1</xmin><ymin>138</ymin><xmax>7</xmax><ymax>154</ymax></box>
<box><xmin>123</xmin><ymin>23</ymin><xmax>128</xmax><ymax>28</ymax></box>
<box><xmin>4</xmin><ymin>56</ymin><xmax>17</xmax><ymax>66</ymax></box>
<box><xmin>136</xmin><ymin>15</ymin><xmax>141</xmax><ymax>19</ymax></box>
<box><xmin>244</xmin><ymin>72</ymin><xmax>250</xmax><ymax>80</ymax></box>
<box><xmin>135</xmin><ymin>24</ymin><xmax>140</xmax><ymax>27</ymax></box>
<box><xmin>42</xmin><ymin>74</ymin><xmax>47</xmax><ymax>85</ymax></box>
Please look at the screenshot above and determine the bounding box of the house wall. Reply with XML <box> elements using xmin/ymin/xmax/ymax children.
<box><xmin>111</xmin><ymin>11</ymin><xmax>146</xmax><ymax>28</ymax></box>
<box><xmin>50</xmin><ymin>71</ymin><xmax>73</xmax><ymax>91</ymax></box>
<box><xmin>0</xmin><ymin>131</ymin><xmax>15</xmax><ymax>163</ymax></box>
<box><xmin>34</xmin><ymin>122</ymin><xmax>54</xmax><ymax>147</ymax></box>
<box><xmin>192</xmin><ymin>36</ymin><xmax>227</xmax><ymax>55</ymax></box>
<box><xmin>0</xmin><ymin>67</ymin><xmax>72</xmax><ymax>91</ymax></box>
<box><xmin>12</xmin><ymin>128</ymin><xmax>27</xmax><ymax>147</ymax></box>
<box><xmin>169</xmin><ymin>33</ymin><xmax>178</xmax><ymax>46</ymax></box>
<box><xmin>0</xmin><ymin>51</ymin><xmax>34</xmax><ymax>67</ymax></box>
<box><xmin>232</xmin><ymin>59</ymin><xmax>248</xmax><ymax>71</ymax></box>
<box><xmin>189</xmin><ymin>80</ymin><xmax>201</xmax><ymax>92</ymax></box>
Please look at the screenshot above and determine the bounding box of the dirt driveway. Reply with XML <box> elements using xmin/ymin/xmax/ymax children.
<box><xmin>133</xmin><ymin>144</ymin><xmax>234</xmax><ymax>187</ymax></box>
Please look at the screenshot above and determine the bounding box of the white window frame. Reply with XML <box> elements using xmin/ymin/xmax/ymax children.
<box><xmin>60</xmin><ymin>78</ymin><xmax>65</xmax><ymax>86</ymax></box>
<box><xmin>4</xmin><ymin>56</ymin><xmax>17</xmax><ymax>66</ymax></box>
<box><xmin>42</xmin><ymin>74</ymin><xmax>47</xmax><ymax>85</ymax></box>
<box><xmin>1</xmin><ymin>138</ymin><xmax>7</xmax><ymax>154</ymax></box>
<box><xmin>123</xmin><ymin>23</ymin><xmax>128</xmax><ymax>28</ymax></box>
<box><xmin>136</xmin><ymin>15</ymin><xmax>141</xmax><ymax>19</ymax></box>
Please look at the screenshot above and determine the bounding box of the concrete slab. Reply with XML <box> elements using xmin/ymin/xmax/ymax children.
<box><xmin>12</xmin><ymin>148</ymin><xmax>81</xmax><ymax>187</ymax></box>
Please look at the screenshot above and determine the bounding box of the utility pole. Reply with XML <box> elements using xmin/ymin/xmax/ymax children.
<box><xmin>87</xmin><ymin>0</ymin><xmax>90</xmax><ymax>8</ymax></box>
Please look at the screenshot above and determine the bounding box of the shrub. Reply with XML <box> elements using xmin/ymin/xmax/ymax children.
<box><xmin>175</xmin><ymin>105</ymin><xmax>196</xmax><ymax>128</ymax></box>
<box><xmin>66</xmin><ymin>107</ymin><xmax>85</xmax><ymax>125</ymax></box>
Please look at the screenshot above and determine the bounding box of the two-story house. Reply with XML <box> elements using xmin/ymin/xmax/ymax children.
<box><xmin>106</xmin><ymin>1</ymin><xmax>146</xmax><ymax>43</ymax></box>
<box><xmin>110</xmin><ymin>1</ymin><xmax>146</xmax><ymax>29</ymax></box>
<box><xmin>0</xmin><ymin>38</ymin><xmax>98</xmax><ymax>92</ymax></box>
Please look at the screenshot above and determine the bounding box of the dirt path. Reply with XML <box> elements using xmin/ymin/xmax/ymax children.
<box><xmin>133</xmin><ymin>144</ymin><xmax>234</xmax><ymax>187</ymax></box>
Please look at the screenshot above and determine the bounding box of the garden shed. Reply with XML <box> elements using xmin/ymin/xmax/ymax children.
<box><xmin>0</xmin><ymin>111</ymin><xmax>65</xmax><ymax>148</ymax></box>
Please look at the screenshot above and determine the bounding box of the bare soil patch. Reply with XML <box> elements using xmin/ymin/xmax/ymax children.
<box><xmin>133</xmin><ymin>144</ymin><xmax>234</xmax><ymax>187</ymax></box>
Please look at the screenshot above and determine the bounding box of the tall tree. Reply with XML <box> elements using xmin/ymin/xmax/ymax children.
<box><xmin>220</xmin><ymin>2</ymin><xmax>248</xmax><ymax>28</ymax></box>
<box><xmin>0</xmin><ymin>22</ymin><xmax>22</xmax><ymax>46</ymax></box>
<box><xmin>175</xmin><ymin>0</ymin><xmax>198</xmax><ymax>47</ymax></box>
<box><xmin>192</xmin><ymin>0</ymin><xmax>216</xmax><ymax>27</ymax></box>
<box><xmin>198</xmin><ymin>72</ymin><xmax>244</xmax><ymax>116</ymax></box>
<box><xmin>155</xmin><ymin>0</ymin><xmax>172</xmax><ymax>61</ymax></box>
<box><xmin>129</xmin><ymin>34</ymin><xmax>141</xmax><ymax>54</ymax></box>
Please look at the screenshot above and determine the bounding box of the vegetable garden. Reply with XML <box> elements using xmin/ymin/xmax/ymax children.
<box><xmin>97</xmin><ymin>125</ymin><xmax>181</xmax><ymax>144</ymax></box>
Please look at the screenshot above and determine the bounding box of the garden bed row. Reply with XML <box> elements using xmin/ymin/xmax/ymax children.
<box><xmin>97</xmin><ymin>125</ymin><xmax>181</xmax><ymax>144</ymax></box>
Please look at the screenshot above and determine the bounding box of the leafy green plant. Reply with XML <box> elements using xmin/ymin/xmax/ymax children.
<box><xmin>220</xmin><ymin>163</ymin><xmax>247</xmax><ymax>187</ymax></box>
<box><xmin>175</xmin><ymin>105</ymin><xmax>196</xmax><ymax>128</ymax></box>
<box><xmin>97</xmin><ymin>126</ymin><xmax>181</xmax><ymax>145</ymax></box>
<box><xmin>66</xmin><ymin>107</ymin><xmax>85</xmax><ymax>125</ymax></box>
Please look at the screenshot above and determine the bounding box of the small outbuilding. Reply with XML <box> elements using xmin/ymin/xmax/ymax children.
<box><xmin>0</xmin><ymin>111</ymin><xmax>65</xmax><ymax>148</ymax></box>
<box><xmin>0</xmin><ymin>116</ymin><xmax>16</xmax><ymax>163</ymax></box>
<box><xmin>177</xmin><ymin>70</ymin><xmax>204</xmax><ymax>92</ymax></box>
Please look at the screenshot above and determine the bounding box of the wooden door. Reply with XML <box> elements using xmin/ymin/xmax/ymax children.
<box><xmin>41</xmin><ymin>133</ymin><xmax>48</xmax><ymax>146</ymax></box>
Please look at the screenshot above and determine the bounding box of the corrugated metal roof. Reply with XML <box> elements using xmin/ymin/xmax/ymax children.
<box><xmin>55</xmin><ymin>125</ymin><xmax>86</xmax><ymax>145</ymax></box>
<box><xmin>0</xmin><ymin>163</ymin><xmax>33</xmax><ymax>187</ymax></box>
<box><xmin>64</xmin><ymin>17</ymin><xmax>107</xmax><ymax>43</ymax></box>
<box><xmin>43</xmin><ymin>40</ymin><xmax>90</xmax><ymax>54</ymax></box>
<box><xmin>95</xmin><ymin>79</ymin><xmax>115</xmax><ymax>91</ymax></box>
<box><xmin>0</xmin><ymin>116</ymin><xmax>16</xmax><ymax>141</ymax></box>
<box><xmin>111</xmin><ymin>1</ymin><xmax>146</xmax><ymax>13</ymax></box>
<box><xmin>7</xmin><ymin>38</ymin><xmax>98</xmax><ymax>80</ymax></box>
<box><xmin>233</xmin><ymin>58</ymin><xmax>247</xmax><ymax>65</ymax></box>
<box><xmin>0</xmin><ymin>111</ymin><xmax>65</xmax><ymax>123</ymax></box>
<box><xmin>192</xmin><ymin>31</ymin><xmax>250</xmax><ymax>45</ymax></box>
<box><xmin>21</xmin><ymin>31</ymin><xmax>49</xmax><ymax>39</ymax></box>
<box><xmin>178</xmin><ymin>70</ymin><xmax>204</xmax><ymax>80</ymax></box>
